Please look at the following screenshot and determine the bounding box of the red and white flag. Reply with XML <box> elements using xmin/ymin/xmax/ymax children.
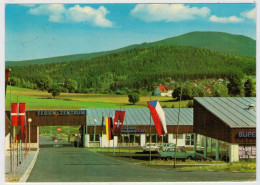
<box><xmin>147</xmin><ymin>100</ymin><xmax>167</xmax><ymax>136</ymax></box>
<box><xmin>11</xmin><ymin>103</ymin><xmax>26</xmax><ymax>140</ymax></box>
<box><xmin>112</xmin><ymin>110</ymin><xmax>125</xmax><ymax>136</ymax></box>
<box><xmin>19</xmin><ymin>103</ymin><xmax>27</xmax><ymax>140</ymax></box>
<box><xmin>11</xmin><ymin>103</ymin><xmax>18</xmax><ymax>126</ymax></box>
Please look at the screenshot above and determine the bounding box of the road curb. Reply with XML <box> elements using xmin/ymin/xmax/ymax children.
<box><xmin>19</xmin><ymin>148</ymin><xmax>40</xmax><ymax>183</ymax></box>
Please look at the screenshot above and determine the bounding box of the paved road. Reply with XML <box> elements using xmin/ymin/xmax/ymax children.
<box><xmin>27</xmin><ymin>147</ymin><xmax>255</xmax><ymax>182</ymax></box>
<box><xmin>39</xmin><ymin>136</ymin><xmax>74</xmax><ymax>147</ymax></box>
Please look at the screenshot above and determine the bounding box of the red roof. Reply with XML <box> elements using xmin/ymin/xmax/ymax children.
<box><xmin>157</xmin><ymin>86</ymin><xmax>168</xmax><ymax>93</ymax></box>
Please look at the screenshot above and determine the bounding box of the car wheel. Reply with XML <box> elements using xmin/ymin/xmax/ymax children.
<box><xmin>166</xmin><ymin>156</ymin><xmax>171</xmax><ymax>161</ymax></box>
<box><xmin>187</xmin><ymin>156</ymin><xmax>193</xmax><ymax>160</ymax></box>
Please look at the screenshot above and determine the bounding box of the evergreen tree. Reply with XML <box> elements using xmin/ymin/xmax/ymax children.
<box><xmin>227</xmin><ymin>73</ymin><xmax>244</xmax><ymax>96</ymax></box>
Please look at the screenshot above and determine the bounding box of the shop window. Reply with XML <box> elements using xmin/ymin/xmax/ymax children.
<box><xmin>123</xmin><ymin>134</ymin><xmax>129</xmax><ymax>143</ymax></box>
<box><xmin>146</xmin><ymin>134</ymin><xmax>150</xmax><ymax>143</ymax></box>
<box><xmin>185</xmin><ymin>134</ymin><xmax>194</xmax><ymax>146</ymax></box>
<box><xmin>135</xmin><ymin>134</ymin><xmax>140</xmax><ymax>145</ymax></box>
<box><xmin>152</xmin><ymin>134</ymin><xmax>157</xmax><ymax>143</ymax></box>
<box><xmin>130</xmin><ymin>135</ymin><xmax>135</xmax><ymax>144</ymax></box>
<box><xmin>89</xmin><ymin>134</ymin><xmax>100</xmax><ymax>141</ymax></box>
<box><xmin>218</xmin><ymin>140</ymin><xmax>229</xmax><ymax>161</ymax></box>
<box><xmin>239</xmin><ymin>145</ymin><xmax>256</xmax><ymax>159</ymax></box>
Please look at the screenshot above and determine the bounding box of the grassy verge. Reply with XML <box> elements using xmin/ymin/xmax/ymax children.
<box><xmin>90</xmin><ymin>149</ymin><xmax>255</xmax><ymax>172</ymax></box>
<box><xmin>181</xmin><ymin>160</ymin><xmax>256</xmax><ymax>172</ymax></box>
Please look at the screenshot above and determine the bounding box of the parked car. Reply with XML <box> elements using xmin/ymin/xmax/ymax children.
<box><xmin>159</xmin><ymin>147</ymin><xmax>195</xmax><ymax>160</ymax></box>
<box><xmin>142</xmin><ymin>143</ymin><xmax>159</xmax><ymax>152</ymax></box>
<box><xmin>162</xmin><ymin>143</ymin><xmax>176</xmax><ymax>152</ymax></box>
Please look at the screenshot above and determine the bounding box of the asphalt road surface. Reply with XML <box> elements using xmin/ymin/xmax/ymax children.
<box><xmin>27</xmin><ymin>147</ymin><xmax>255</xmax><ymax>182</ymax></box>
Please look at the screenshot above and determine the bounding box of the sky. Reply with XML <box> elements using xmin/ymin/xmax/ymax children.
<box><xmin>5</xmin><ymin>3</ymin><xmax>256</xmax><ymax>61</ymax></box>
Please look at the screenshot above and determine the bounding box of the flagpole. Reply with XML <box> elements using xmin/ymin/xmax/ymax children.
<box><xmin>119</xmin><ymin>105</ymin><xmax>121</xmax><ymax>157</ymax></box>
<box><xmin>16</xmin><ymin>97</ymin><xmax>19</xmax><ymax>166</ymax></box>
<box><xmin>9</xmin><ymin>82</ymin><xmax>13</xmax><ymax>173</ymax></box>
<box><xmin>149</xmin><ymin>96</ymin><xmax>152</xmax><ymax>163</ymax></box>
<box><xmin>101</xmin><ymin>113</ymin><xmax>103</xmax><ymax>149</ymax></box>
<box><xmin>174</xmin><ymin>84</ymin><xmax>182</xmax><ymax>168</ymax></box>
<box><xmin>11</xmin><ymin>82</ymin><xmax>15</xmax><ymax>173</ymax></box>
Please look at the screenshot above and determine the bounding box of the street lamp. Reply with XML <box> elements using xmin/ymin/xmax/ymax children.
<box><xmin>94</xmin><ymin>119</ymin><xmax>97</xmax><ymax>149</ymax></box>
<box><xmin>27</xmin><ymin>118</ymin><xmax>32</xmax><ymax>152</ymax></box>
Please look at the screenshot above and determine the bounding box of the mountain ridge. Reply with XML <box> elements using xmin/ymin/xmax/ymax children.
<box><xmin>6</xmin><ymin>31</ymin><xmax>256</xmax><ymax>67</ymax></box>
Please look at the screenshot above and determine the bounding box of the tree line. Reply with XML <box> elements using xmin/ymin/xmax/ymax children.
<box><xmin>7</xmin><ymin>45</ymin><xmax>255</xmax><ymax>96</ymax></box>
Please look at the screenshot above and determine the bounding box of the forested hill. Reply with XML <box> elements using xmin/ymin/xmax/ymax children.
<box><xmin>6</xmin><ymin>31</ymin><xmax>256</xmax><ymax>66</ymax></box>
<box><xmin>9</xmin><ymin>45</ymin><xmax>255</xmax><ymax>93</ymax></box>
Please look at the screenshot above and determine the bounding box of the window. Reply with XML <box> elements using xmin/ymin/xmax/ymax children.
<box><xmin>185</xmin><ymin>134</ymin><xmax>194</xmax><ymax>145</ymax></box>
<box><xmin>135</xmin><ymin>134</ymin><xmax>140</xmax><ymax>146</ymax></box>
<box><xmin>90</xmin><ymin>134</ymin><xmax>100</xmax><ymax>141</ymax></box>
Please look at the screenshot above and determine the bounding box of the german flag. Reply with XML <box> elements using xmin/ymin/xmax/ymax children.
<box><xmin>106</xmin><ymin>117</ymin><xmax>114</xmax><ymax>141</ymax></box>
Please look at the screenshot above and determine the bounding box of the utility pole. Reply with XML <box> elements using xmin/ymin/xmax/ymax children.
<box><xmin>174</xmin><ymin>84</ymin><xmax>182</xmax><ymax>168</ymax></box>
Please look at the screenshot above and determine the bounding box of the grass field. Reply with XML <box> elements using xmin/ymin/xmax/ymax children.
<box><xmin>5</xmin><ymin>86</ymin><xmax>190</xmax><ymax>110</ymax></box>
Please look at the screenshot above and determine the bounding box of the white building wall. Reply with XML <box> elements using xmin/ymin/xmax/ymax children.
<box><xmin>5</xmin><ymin>133</ymin><xmax>10</xmax><ymax>151</ymax></box>
<box><xmin>37</xmin><ymin>127</ymin><xmax>40</xmax><ymax>148</ymax></box>
<box><xmin>140</xmin><ymin>134</ymin><xmax>146</xmax><ymax>147</ymax></box>
<box><xmin>161</xmin><ymin>93</ymin><xmax>167</xmax><ymax>96</ymax></box>
<box><xmin>100</xmin><ymin>134</ymin><xmax>117</xmax><ymax>147</ymax></box>
<box><xmin>168</xmin><ymin>133</ymin><xmax>186</xmax><ymax>146</ymax></box>
<box><xmin>85</xmin><ymin>134</ymin><xmax>90</xmax><ymax>147</ymax></box>
<box><xmin>167</xmin><ymin>90</ymin><xmax>173</xmax><ymax>97</ymax></box>
<box><xmin>229</xmin><ymin>144</ymin><xmax>239</xmax><ymax>162</ymax></box>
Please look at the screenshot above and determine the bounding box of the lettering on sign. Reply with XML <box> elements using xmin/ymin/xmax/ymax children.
<box><xmin>121</xmin><ymin>126</ymin><xmax>146</xmax><ymax>133</ymax></box>
<box><xmin>238</xmin><ymin>132</ymin><xmax>256</xmax><ymax>138</ymax></box>
<box><xmin>37</xmin><ymin>110</ymin><xmax>85</xmax><ymax>116</ymax></box>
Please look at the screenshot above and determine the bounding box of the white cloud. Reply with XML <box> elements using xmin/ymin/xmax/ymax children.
<box><xmin>66</xmin><ymin>5</ymin><xmax>113</xmax><ymax>27</ymax></box>
<box><xmin>209</xmin><ymin>15</ymin><xmax>244</xmax><ymax>23</ymax></box>
<box><xmin>29</xmin><ymin>4</ymin><xmax>113</xmax><ymax>27</ymax></box>
<box><xmin>130</xmin><ymin>4</ymin><xmax>210</xmax><ymax>22</ymax></box>
<box><xmin>241</xmin><ymin>8</ymin><xmax>256</xmax><ymax>22</ymax></box>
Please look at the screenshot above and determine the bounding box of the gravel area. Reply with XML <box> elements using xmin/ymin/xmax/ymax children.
<box><xmin>5</xmin><ymin>148</ymin><xmax>38</xmax><ymax>182</ymax></box>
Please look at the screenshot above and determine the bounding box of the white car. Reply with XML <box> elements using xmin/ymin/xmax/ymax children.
<box><xmin>142</xmin><ymin>143</ymin><xmax>159</xmax><ymax>152</ymax></box>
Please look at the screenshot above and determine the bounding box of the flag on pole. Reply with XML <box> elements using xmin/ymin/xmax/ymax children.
<box><xmin>106</xmin><ymin>117</ymin><xmax>114</xmax><ymax>141</ymax></box>
<box><xmin>112</xmin><ymin>110</ymin><xmax>125</xmax><ymax>136</ymax></box>
<box><xmin>11</xmin><ymin>103</ymin><xmax>21</xmax><ymax>140</ymax></box>
<box><xmin>11</xmin><ymin>103</ymin><xmax>18</xmax><ymax>126</ymax></box>
<box><xmin>101</xmin><ymin>115</ymin><xmax>104</xmax><ymax>136</ymax></box>
<box><xmin>5</xmin><ymin>68</ymin><xmax>10</xmax><ymax>96</ymax></box>
<box><xmin>18</xmin><ymin>103</ymin><xmax>27</xmax><ymax>140</ymax></box>
<box><xmin>147</xmin><ymin>100</ymin><xmax>167</xmax><ymax>136</ymax></box>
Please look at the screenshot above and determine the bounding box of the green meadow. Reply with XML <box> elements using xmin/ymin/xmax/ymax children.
<box><xmin>5</xmin><ymin>86</ymin><xmax>190</xmax><ymax>110</ymax></box>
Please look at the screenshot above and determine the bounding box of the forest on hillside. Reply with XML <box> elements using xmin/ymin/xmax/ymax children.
<box><xmin>8</xmin><ymin>45</ymin><xmax>256</xmax><ymax>95</ymax></box>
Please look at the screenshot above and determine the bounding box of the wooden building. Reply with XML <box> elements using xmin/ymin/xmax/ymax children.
<box><xmin>193</xmin><ymin>97</ymin><xmax>256</xmax><ymax>162</ymax></box>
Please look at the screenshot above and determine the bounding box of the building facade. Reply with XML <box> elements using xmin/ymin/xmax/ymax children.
<box><xmin>193</xmin><ymin>97</ymin><xmax>256</xmax><ymax>162</ymax></box>
<box><xmin>83</xmin><ymin>108</ymin><xmax>194</xmax><ymax>148</ymax></box>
